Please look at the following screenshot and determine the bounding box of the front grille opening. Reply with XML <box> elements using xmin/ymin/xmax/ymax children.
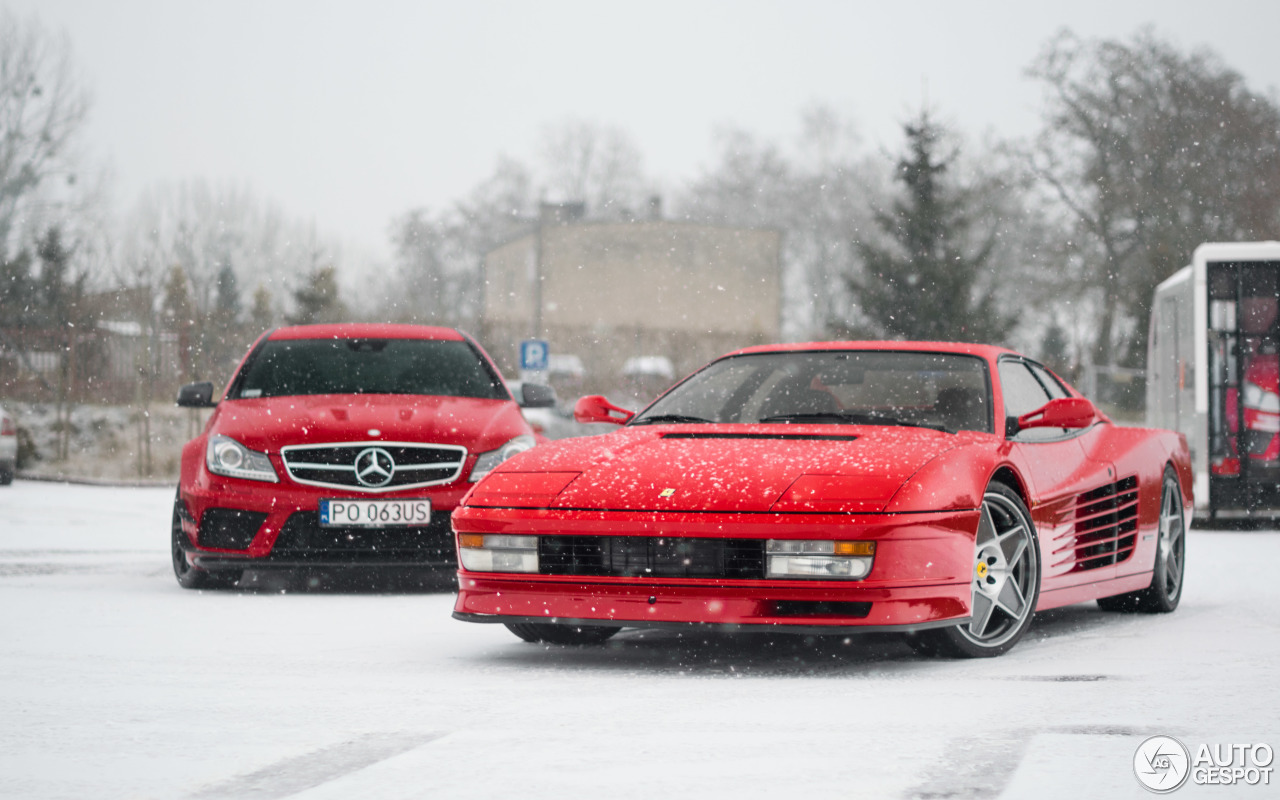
<box><xmin>1067</xmin><ymin>476</ymin><xmax>1139</xmax><ymax>571</ymax></box>
<box><xmin>269</xmin><ymin>511</ymin><xmax>454</xmax><ymax>564</ymax></box>
<box><xmin>198</xmin><ymin>508</ymin><xmax>268</xmax><ymax>549</ymax></box>
<box><xmin>767</xmin><ymin>600</ymin><xmax>872</xmax><ymax>618</ymax></box>
<box><xmin>280</xmin><ymin>443</ymin><xmax>466</xmax><ymax>491</ymax></box>
<box><xmin>538</xmin><ymin>535</ymin><xmax>765</xmax><ymax>579</ymax></box>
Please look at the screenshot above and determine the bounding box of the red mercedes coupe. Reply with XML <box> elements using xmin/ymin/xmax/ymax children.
<box><xmin>172</xmin><ymin>324</ymin><xmax>551</xmax><ymax>589</ymax></box>
<box><xmin>452</xmin><ymin>342</ymin><xmax>1192</xmax><ymax>657</ymax></box>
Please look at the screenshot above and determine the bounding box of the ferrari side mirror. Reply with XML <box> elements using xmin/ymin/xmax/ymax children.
<box><xmin>1017</xmin><ymin>397</ymin><xmax>1097</xmax><ymax>431</ymax></box>
<box><xmin>574</xmin><ymin>395</ymin><xmax>634</xmax><ymax>425</ymax></box>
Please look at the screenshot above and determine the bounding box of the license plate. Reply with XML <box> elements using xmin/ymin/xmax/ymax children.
<box><xmin>319</xmin><ymin>499</ymin><xmax>431</xmax><ymax>527</ymax></box>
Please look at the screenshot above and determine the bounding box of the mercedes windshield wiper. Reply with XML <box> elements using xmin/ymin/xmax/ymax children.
<box><xmin>758</xmin><ymin>412</ymin><xmax>946</xmax><ymax>432</ymax></box>
<box><xmin>631</xmin><ymin>414</ymin><xmax>715</xmax><ymax>425</ymax></box>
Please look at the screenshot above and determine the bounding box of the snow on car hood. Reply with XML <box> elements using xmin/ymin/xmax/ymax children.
<box><xmin>486</xmin><ymin>425</ymin><xmax>965</xmax><ymax>513</ymax></box>
<box><xmin>208</xmin><ymin>394</ymin><xmax>528</xmax><ymax>454</ymax></box>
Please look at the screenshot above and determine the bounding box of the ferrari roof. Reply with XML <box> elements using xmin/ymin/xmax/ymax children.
<box><xmin>266</xmin><ymin>324</ymin><xmax>466</xmax><ymax>341</ymax></box>
<box><xmin>724</xmin><ymin>341</ymin><xmax>1019</xmax><ymax>359</ymax></box>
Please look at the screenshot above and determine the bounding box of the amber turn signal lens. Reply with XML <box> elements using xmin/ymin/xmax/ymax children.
<box><xmin>832</xmin><ymin>541</ymin><xmax>876</xmax><ymax>557</ymax></box>
<box><xmin>457</xmin><ymin>533</ymin><xmax>486</xmax><ymax>549</ymax></box>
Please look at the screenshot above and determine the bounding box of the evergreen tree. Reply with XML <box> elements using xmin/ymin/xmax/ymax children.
<box><xmin>161</xmin><ymin>265</ymin><xmax>194</xmax><ymax>327</ymax></box>
<box><xmin>250</xmin><ymin>284</ymin><xmax>274</xmax><ymax>328</ymax></box>
<box><xmin>213</xmin><ymin>263</ymin><xmax>241</xmax><ymax>322</ymax></box>
<box><xmin>287</xmin><ymin>265</ymin><xmax>347</xmax><ymax>325</ymax></box>
<box><xmin>36</xmin><ymin>227</ymin><xmax>84</xmax><ymax>329</ymax></box>
<box><xmin>200</xmin><ymin>262</ymin><xmax>245</xmax><ymax>380</ymax></box>
<box><xmin>35</xmin><ymin>227</ymin><xmax>85</xmax><ymax>459</ymax></box>
<box><xmin>0</xmin><ymin>250</ymin><xmax>35</xmax><ymax>327</ymax></box>
<box><xmin>1039</xmin><ymin>321</ymin><xmax>1072</xmax><ymax>379</ymax></box>
<box><xmin>847</xmin><ymin>112</ymin><xmax>1016</xmax><ymax>343</ymax></box>
<box><xmin>162</xmin><ymin>265</ymin><xmax>196</xmax><ymax>380</ymax></box>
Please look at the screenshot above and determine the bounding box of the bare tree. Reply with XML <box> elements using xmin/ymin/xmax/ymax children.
<box><xmin>680</xmin><ymin>107</ymin><xmax>883</xmax><ymax>339</ymax></box>
<box><xmin>118</xmin><ymin>179</ymin><xmax>346</xmax><ymax>382</ymax></box>
<box><xmin>1027</xmin><ymin>28</ymin><xmax>1280</xmax><ymax>365</ymax></box>
<box><xmin>388</xmin><ymin>157</ymin><xmax>535</xmax><ymax>326</ymax></box>
<box><xmin>0</xmin><ymin>9</ymin><xmax>90</xmax><ymax>259</ymax></box>
<box><xmin>538</xmin><ymin>119</ymin><xmax>647</xmax><ymax>214</ymax></box>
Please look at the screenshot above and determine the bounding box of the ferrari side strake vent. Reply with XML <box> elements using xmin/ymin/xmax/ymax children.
<box><xmin>1058</xmin><ymin>476</ymin><xmax>1140</xmax><ymax>572</ymax></box>
<box><xmin>661</xmin><ymin>433</ymin><xmax>858</xmax><ymax>442</ymax></box>
<box><xmin>538</xmin><ymin>535</ymin><xmax>765</xmax><ymax>579</ymax></box>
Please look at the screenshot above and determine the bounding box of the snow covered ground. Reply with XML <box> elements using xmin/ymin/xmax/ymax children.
<box><xmin>1</xmin><ymin>481</ymin><xmax>1278</xmax><ymax>799</ymax></box>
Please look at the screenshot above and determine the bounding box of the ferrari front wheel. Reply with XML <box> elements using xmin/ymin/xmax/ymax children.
<box><xmin>910</xmin><ymin>483</ymin><xmax>1041</xmax><ymax>658</ymax></box>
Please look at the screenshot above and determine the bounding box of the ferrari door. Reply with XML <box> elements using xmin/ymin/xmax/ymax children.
<box><xmin>1000</xmin><ymin>358</ymin><xmax>1121</xmax><ymax>592</ymax></box>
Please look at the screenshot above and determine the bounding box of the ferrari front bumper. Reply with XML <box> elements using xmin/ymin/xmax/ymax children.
<box><xmin>451</xmin><ymin>506</ymin><xmax>978</xmax><ymax>632</ymax></box>
<box><xmin>453</xmin><ymin>574</ymin><xmax>970</xmax><ymax>633</ymax></box>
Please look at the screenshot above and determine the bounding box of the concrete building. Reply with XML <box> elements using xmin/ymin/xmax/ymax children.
<box><xmin>480</xmin><ymin>204</ymin><xmax>781</xmax><ymax>401</ymax></box>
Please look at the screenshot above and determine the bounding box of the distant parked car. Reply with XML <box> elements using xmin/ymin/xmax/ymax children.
<box><xmin>0</xmin><ymin>404</ymin><xmax>16</xmax><ymax>485</ymax></box>
<box><xmin>171</xmin><ymin>323</ymin><xmax>552</xmax><ymax>589</ymax></box>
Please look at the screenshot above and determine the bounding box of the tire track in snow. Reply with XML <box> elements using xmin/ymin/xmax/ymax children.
<box><xmin>187</xmin><ymin>732</ymin><xmax>445</xmax><ymax>799</ymax></box>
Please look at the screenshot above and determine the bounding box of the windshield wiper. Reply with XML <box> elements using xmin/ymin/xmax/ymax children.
<box><xmin>758</xmin><ymin>412</ymin><xmax>946</xmax><ymax>432</ymax></box>
<box><xmin>758</xmin><ymin>413</ymin><xmax>851</xmax><ymax>424</ymax></box>
<box><xmin>631</xmin><ymin>414</ymin><xmax>715</xmax><ymax>425</ymax></box>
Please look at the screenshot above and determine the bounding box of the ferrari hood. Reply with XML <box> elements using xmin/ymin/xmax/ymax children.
<box><xmin>484</xmin><ymin>425</ymin><xmax>965</xmax><ymax>513</ymax></box>
<box><xmin>209</xmin><ymin>394</ymin><xmax>528</xmax><ymax>454</ymax></box>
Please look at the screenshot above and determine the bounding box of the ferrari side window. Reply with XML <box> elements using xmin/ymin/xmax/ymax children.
<box><xmin>1028</xmin><ymin>362</ymin><xmax>1068</xmax><ymax>399</ymax></box>
<box><xmin>999</xmin><ymin>359</ymin><xmax>1063</xmax><ymax>442</ymax></box>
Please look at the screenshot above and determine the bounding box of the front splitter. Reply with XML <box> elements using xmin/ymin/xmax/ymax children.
<box><xmin>453</xmin><ymin>610</ymin><xmax>967</xmax><ymax>636</ymax></box>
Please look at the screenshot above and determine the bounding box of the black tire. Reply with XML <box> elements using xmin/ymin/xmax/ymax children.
<box><xmin>171</xmin><ymin>492</ymin><xmax>240</xmax><ymax>590</ymax></box>
<box><xmin>0</xmin><ymin>465</ymin><xmax>13</xmax><ymax>485</ymax></box>
<box><xmin>505</xmin><ymin>621</ymin><xmax>619</xmax><ymax>645</ymax></box>
<box><xmin>1097</xmin><ymin>468</ymin><xmax>1186</xmax><ymax>613</ymax></box>
<box><xmin>908</xmin><ymin>482</ymin><xmax>1041</xmax><ymax>658</ymax></box>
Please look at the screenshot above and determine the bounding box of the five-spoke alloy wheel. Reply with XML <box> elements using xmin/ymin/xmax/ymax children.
<box><xmin>910</xmin><ymin>482</ymin><xmax>1041</xmax><ymax>658</ymax></box>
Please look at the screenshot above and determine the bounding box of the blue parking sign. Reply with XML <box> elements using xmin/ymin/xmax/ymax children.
<box><xmin>520</xmin><ymin>339</ymin><xmax>549</xmax><ymax>371</ymax></box>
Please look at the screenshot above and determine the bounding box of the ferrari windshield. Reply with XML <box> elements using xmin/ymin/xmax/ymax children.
<box><xmin>230</xmin><ymin>338</ymin><xmax>508</xmax><ymax>400</ymax></box>
<box><xmin>632</xmin><ymin>350</ymin><xmax>993</xmax><ymax>433</ymax></box>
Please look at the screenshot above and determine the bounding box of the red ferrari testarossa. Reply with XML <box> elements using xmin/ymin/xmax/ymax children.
<box><xmin>452</xmin><ymin>342</ymin><xmax>1191</xmax><ymax>657</ymax></box>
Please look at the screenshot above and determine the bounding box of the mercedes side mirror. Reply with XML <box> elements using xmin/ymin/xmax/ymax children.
<box><xmin>177</xmin><ymin>381</ymin><xmax>217</xmax><ymax>408</ymax></box>
<box><xmin>518</xmin><ymin>383</ymin><xmax>557</xmax><ymax>409</ymax></box>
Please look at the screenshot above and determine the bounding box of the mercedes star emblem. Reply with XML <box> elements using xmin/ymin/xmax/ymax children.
<box><xmin>354</xmin><ymin>446</ymin><xmax>395</xmax><ymax>487</ymax></box>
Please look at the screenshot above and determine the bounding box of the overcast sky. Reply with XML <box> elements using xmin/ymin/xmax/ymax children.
<box><xmin>13</xmin><ymin>0</ymin><xmax>1280</xmax><ymax>265</ymax></box>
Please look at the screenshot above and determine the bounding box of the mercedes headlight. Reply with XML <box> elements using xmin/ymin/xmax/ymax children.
<box><xmin>469</xmin><ymin>435</ymin><xmax>536</xmax><ymax>482</ymax></box>
<box><xmin>206</xmin><ymin>435</ymin><xmax>279</xmax><ymax>482</ymax></box>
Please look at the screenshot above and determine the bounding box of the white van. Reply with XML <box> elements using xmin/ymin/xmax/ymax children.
<box><xmin>1148</xmin><ymin>242</ymin><xmax>1280</xmax><ymax>519</ymax></box>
